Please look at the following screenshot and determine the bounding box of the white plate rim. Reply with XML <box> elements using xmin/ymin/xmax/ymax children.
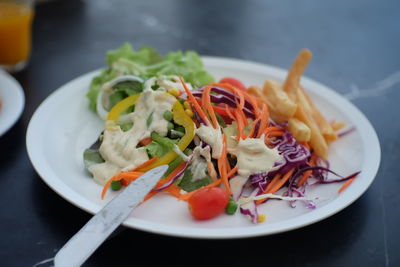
<box><xmin>26</xmin><ymin>56</ymin><xmax>381</xmax><ymax>239</ymax></box>
<box><xmin>0</xmin><ymin>70</ymin><xmax>25</xmax><ymax>137</ymax></box>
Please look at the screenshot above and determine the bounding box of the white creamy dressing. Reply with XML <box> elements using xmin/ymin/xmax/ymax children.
<box><xmin>195</xmin><ymin>125</ymin><xmax>223</xmax><ymax>159</ymax></box>
<box><xmin>173</xmin><ymin>145</ymin><xmax>190</xmax><ymax>162</ymax></box>
<box><xmin>229</xmin><ymin>136</ymin><xmax>283</xmax><ymax>177</ymax></box>
<box><xmin>188</xmin><ymin>145</ymin><xmax>212</xmax><ymax>181</ymax></box>
<box><xmin>102</xmin><ymin>75</ymin><xmax>144</xmax><ymax>94</ymax></box>
<box><xmin>144</xmin><ymin>75</ymin><xmax>192</xmax><ymax>92</ymax></box>
<box><xmin>229</xmin><ymin>175</ymin><xmax>249</xmax><ymax>201</ymax></box>
<box><xmin>193</xmin><ymin>144</ymin><xmax>212</xmax><ymax>163</ymax></box>
<box><xmin>96</xmin><ymin>75</ymin><xmax>144</xmax><ymax>120</ymax></box>
<box><xmin>190</xmin><ymin>143</ymin><xmax>217</xmax><ymax>181</ymax></box>
<box><xmin>89</xmin><ymin>87</ymin><xmax>176</xmax><ymax>185</ymax></box>
<box><xmin>190</xmin><ymin>157</ymin><xmax>208</xmax><ymax>181</ymax></box>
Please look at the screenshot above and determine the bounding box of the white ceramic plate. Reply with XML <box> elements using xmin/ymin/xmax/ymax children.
<box><xmin>26</xmin><ymin>57</ymin><xmax>380</xmax><ymax>239</ymax></box>
<box><xmin>0</xmin><ymin>70</ymin><xmax>25</xmax><ymax>136</ymax></box>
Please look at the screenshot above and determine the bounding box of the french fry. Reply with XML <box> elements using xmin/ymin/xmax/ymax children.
<box><xmin>283</xmin><ymin>49</ymin><xmax>313</xmax><ymax>98</ymax></box>
<box><xmin>331</xmin><ymin>121</ymin><xmax>346</xmax><ymax>131</ymax></box>
<box><xmin>288</xmin><ymin>118</ymin><xmax>311</xmax><ymax>142</ymax></box>
<box><xmin>262</xmin><ymin>80</ymin><xmax>297</xmax><ymax>121</ymax></box>
<box><xmin>247</xmin><ymin>85</ymin><xmax>289</xmax><ymax>123</ymax></box>
<box><xmin>298</xmin><ymin>87</ymin><xmax>338</xmax><ymax>143</ymax></box>
<box><xmin>295</xmin><ymin>105</ymin><xmax>328</xmax><ymax>159</ymax></box>
<box><xmin>247</xmin><ymin>85</ymin><xmax>266</xmax><ymax>105</ymax></box>
<box><xmin>249</xmin><ymin>49</ymin><xmax>337</xmax><ymax>158</ymax></box>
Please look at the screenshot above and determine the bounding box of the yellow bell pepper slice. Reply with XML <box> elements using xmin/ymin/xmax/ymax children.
<box><xmin>105</xmin><ymin>93</ymin><xmax>195</xmax><ymax>171</ymax></box>
<box><xmin>139</xmin><ymin>100</ymin><xmax>195</xmax><ymax>171</ymax></box>
<box><xmin>106</xmin><ymin>93</ymin><xmax>140</xmax><ymax>122</ymax></box>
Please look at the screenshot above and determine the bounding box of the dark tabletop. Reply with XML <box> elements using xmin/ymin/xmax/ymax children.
<box><xmin>1</xmin><ymin>0</ymin><xmax>399</xmax><ymax>266</ymax></box>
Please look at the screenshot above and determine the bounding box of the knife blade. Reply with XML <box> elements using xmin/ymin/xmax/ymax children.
<box><xmin>54</xmin><ymin>165</ymin><xmax>168</xmax><ymax>267</ymax></box>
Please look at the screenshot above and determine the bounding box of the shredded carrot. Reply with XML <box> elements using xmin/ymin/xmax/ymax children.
<box><xmin>139</xmin><ymin>137</ymin><xmax>152</xmax><ymax>146</ymax></box>
<box><xmin>179</xmin><ymin>179</ymin><xmax>222</xmax><ymax>201</ymax></box>
<box><xmin>156</xmin><ymin>162</ymin><xmax>186</xmax><ymax>188</ymax></box>
<box><xmin>211</xmin><ymin>82</ymin><xmax>260</xmax><ymax>118</ymax></box>
<box><xmin>135</xmin><ymin>157</ymin><xmax>158</xmax><ymax>172</ymax></box>
<box><xmin>143</xmin><ymin>162</ymin><xmax>187</xmax><ymax>201</ymax></box>
<box><xmin>255</xmin><ymin>169</ymin><xmax>295</xmax><ymax>205</ymax></box>
<box><xmin>195</xmin><ymin>98</ymin><xmax>232</xmax><ymax>117</ymax></box>
<box><xmin>257</xmin><ymin>104</ymin><xmax>270</xmax><ymax>138</ymax></box>
<box><xmin>255</xmin><ymin>173</ymin><xmax>282</xmax><ymax>205</ymax></box>
<box><xmin>117</xmin><ymin>172</ymin><xmax>143</xmax><ymax>186</ymax></box>
<box><xmin>247</xmin><ymin>118</ymin><xmax>260</xmax><ymax>138</ymax></box>
<box><xmin>269</xmin><ymin>168</ymin><xmax>295</xmax><ymax>194</ymax></box>
<box><xmin>219</xmin><ymin>136</ymin><xmax>232</xmax><ymax>195</ymax></box>
<box><xmin>202</xmin><ymin>85</ymin><xmax>220</xmax><ymax>129</ymax></box>
<box><xmin>233</xmin><ymin>90</ymin><xmax>248</xmax><ymax>126</ymax></box>
<box><xmin>237</xmin><ymin>106</ymin><xmax>248</xmax><ymax>126</ymax></box>
<box><xmin>297</xmin><ymin>154</ymin><xmax>316</xmax><ymax>187</ymax></box>
<box><xmin>179</xmin><ymin>77</ymin><xmax>210</xmax><ymax>125</ymax></box>
<box><xmin>265</xmin><ymin>173</ymin><xmax>282</xmax><ymax>193</ymax></box>
<box><xmin>299</xmin><ymin>141</ymin><xmax>310</xmax><ymax>150</ymax></box>
<box><xmin>242</xmin><ymin>91</ymin><xmax>261</xmax><ymax>118</ymax></box>
<box><xmin>266</xmin><ymin>131</ymin><xmax>285</xmax><ymax>137</ymax></box>
<box><xmin>233</xmin><ymin>109</ymin><xmax>245</xmax><ymax>140</ymax></box>
<box><xmin>225</xmin><ymin>156</ymin><xmax>232</xmax><ymax>173</ymax></box>
<box><xmin>227</xmin><ymin>166</ymin><xmax>238</xmax><ymax>178</ymax></box>
<box><xmin>165</xmin><ymin>184</ymin><xmax>182</xmax><ymax>198</ymax></box>
<box><xmin>234</xmin><ymin>89</ymin><xmax>245</xmax><ymax>110</ymax></box>
<box><xmin>207</xmin><ymin>160</ymin><xmax>218</xmax><ymax>181</ymax></box>
<box><xmin>224</xmin><ymin>104</ymin><xmax>236</xmax><ymax>121</ymax></box>
<box><xmin>101</xmin><ymin>171</ymin><xmax>143</xmax><ymax>199</ymax></box>
<box><xmin>265</xmin><ymin>126</ymin><xmax>283</xmax><ymax>133</ymax></box>
<box><xmin>338</xmin><ymin>178</ymin><xmax>355</xmax><ymax>193</ymax></box>
<box><xmin>101</xmin><ymin>179</ymin><xmax>115</xmax><ymax>199</ymax></box>
<box><xmin>143</xmin><ymin>190</ymin><xmax>158</xmax><ymax>201</ymax></box>
<box><xmin>297</xmin><ymin>170</ymin><xmax>312</xmax><ymax>188</ymax></box>
<box><xmin>210</xmin><ymin>83</ymin><xmax>262</xmax><ymax>125</ymax></box>
<box><xmin>212</xmin><ymin>105</ymin><xmax>231</xmax><ymax>117</ymax></box>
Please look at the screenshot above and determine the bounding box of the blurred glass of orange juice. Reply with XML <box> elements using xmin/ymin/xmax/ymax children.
<box><xmin>0</xmin><ymin>0</ymin><xmax>34</xmax><ymax>71</ymax></box>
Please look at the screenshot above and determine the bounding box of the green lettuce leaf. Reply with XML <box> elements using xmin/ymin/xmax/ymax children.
<box><xmin>117</xmin><ymin>121</ymin><xmax>133</xmax><ymax>132</ymax></box>
<box><xmin>87</xmin><ymin>69</ymin><xmax>116</xmax><ymax>111</ymax></box>
<box><xmin>147</xmin><ymin>51</ymin><xmax>214</xmax><ymax>87</ymax></box>
<box><xmin>87</xmin><ymin>43</ymin><xmax>214</xmax><ymax>111</ymax></box>
<box><xmin>177</xmin><ymin>168</ymin><xmax>212</xmax><ymax>192</ymax></box>
<box><xmin>108</xmin><ymin>80</ymin><xmax>143</xmax><ymax>109</ymax></box>
<box><xmin>83</xmin><ymin>135</ymin><xmax>104</xmax><ymax>170</ymax></box>
<box><xmin>106</xmin><ymin>43</ymin><xmax>161</xmax><ymax>66</ymax></box>
<box><xmin>83</xmin><ymin>149</ymin><xmax>104</xmax><ymax>170</ymax></box>
<box><xmin>145</xmin><ymin>132</ymin><xmax>178</xmax><ymax>158</ymax></box>
<box><xmin>186</xmin><ymin>70</ymin><xmax>215</xmax><ymax>88</ymax></box>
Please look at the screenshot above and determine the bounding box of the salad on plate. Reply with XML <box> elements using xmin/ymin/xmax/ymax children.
<box><xmin>83</xmin><ymin>43</ymin><xmax>359</xmax><ymax>223</ymax></box>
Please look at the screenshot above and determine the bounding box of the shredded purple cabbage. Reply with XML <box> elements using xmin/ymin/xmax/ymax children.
<box><xmin>338</xmin><ymin>126</ymin><xmax>356</xmax><ymax>138</ymax></box>
<box><xmin>183</xmin><ymin>87</ymin><xmax>360</xmax><ymax>222</ymax></box>
<box><xmin>274</xmin><ymin>132</ymin><xmax>310</xmax><ymax>164</ymax></box>
<box><xmin>298</xmin><ymin>167</ymin><xmax>360</xmax><ymax>185</ymax></box>
<box><xmin>242</xmin><ymin>130</ymin><xmax>360</xmax><ymax>213</ymax></box>
<box><xmin>154</xmin><ymin>162</ymin><xmax>190</xmax><ymax>190</ymax></box>
<box><xmin>239</xmin><ymin>189</ymin><xmax>259</xmax><ymax>223</ymax></box>
<box><xmin>190</xmin><ymin>87</ymin><xmax>256</xmax><ymax>119</ymax></box>
<box><xmin>284</xmin><ymin>183</ymin><xmax>316</xmax><ymax>209</ymax></box>
<box><xmin>229</xmin><ymin>175</ymin><xmax>248</xmax><ymax>201</ymax></box>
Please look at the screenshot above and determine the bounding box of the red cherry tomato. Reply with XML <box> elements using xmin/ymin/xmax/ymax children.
<box><xmin>188</xmin><ymin>187</ymin><xmax>229</xmax><ymax>220</ymax></box>
<box><xmin>219</xmin><ymin>77</ymin><xmax>247</xmax><ymax>91</ymax></box>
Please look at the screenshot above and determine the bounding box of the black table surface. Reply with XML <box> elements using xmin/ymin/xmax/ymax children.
<box><xmin>1</xmin><ymin>0</ymin><xmax>399</xmax><ymax>266</ymax></box>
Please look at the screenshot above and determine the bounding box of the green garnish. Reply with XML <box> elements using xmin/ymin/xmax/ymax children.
<box><xmin>225</xmin><ymin>197</ymin><xmax>238</xmax><ymax>215</ymax></box>
<box><xmin>167</xmin><ymin>122</ymin><xmax>174</xmax><ymax>131</ymax></box>
<box><xmin>146</xmin><ymin>111</ymin><xmax>154</xmax><ymax>127</ymax></box>
<box><xmin>111</xmin><ymin>180</ymin><xmax>122</xmax><ymax>191</ymax></box>
<box><xmin>163</xmin><ymin>110</ymin><xmax>173</xmax><ymax>121</ymax></box>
